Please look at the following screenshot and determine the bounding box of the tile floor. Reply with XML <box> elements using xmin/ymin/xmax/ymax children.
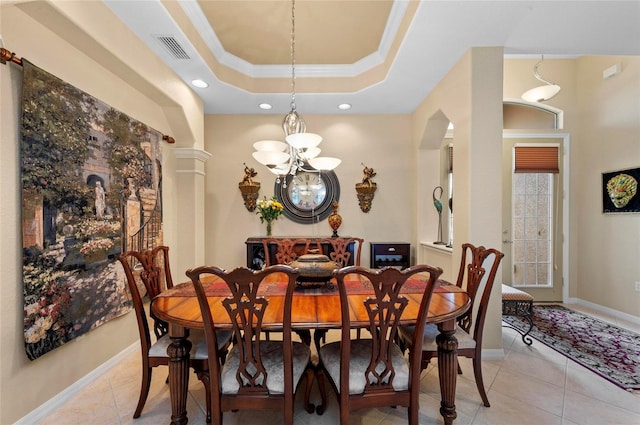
<box><xmin>39</xmin><ymin>304</ymin><xmax>640</xmax><ymax>425</ymax></box>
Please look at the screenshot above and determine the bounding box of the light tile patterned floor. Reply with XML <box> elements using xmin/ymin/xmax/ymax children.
<box><xmin>39</xmin><ymin>304</ymin><xmax>640</xmax><ymax>425</ymax></box>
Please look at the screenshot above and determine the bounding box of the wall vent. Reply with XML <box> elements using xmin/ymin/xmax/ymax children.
<box><xmin>154</xmin><ymin>35</ymin><xmax>190</xmax><ymax>60</ymax></box>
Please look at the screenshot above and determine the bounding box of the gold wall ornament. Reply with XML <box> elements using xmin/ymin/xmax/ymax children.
<box><xmin>355</xmin><ymin>163</ymin><xmax>377</xmax><ymax>213</ymax></box>
<box><xmin>328</xmin><ymin>200</ymin><xmax>342</xmax><ymax>237</ymax></box>
<box><xmin>238</xmin><ymin>163</ymin><xmax>260</xmax><ymax>211</ymax></box>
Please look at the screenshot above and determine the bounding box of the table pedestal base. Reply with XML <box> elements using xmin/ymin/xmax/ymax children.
<box><xmin>437</xmin><ymin>326</ymin><xmax>459</xmax><ymax>425</ymax></box>
<box><xmin>167</xmin><ymin>332</ymin><xmax>192</xmax><ymax>425</ymax></box>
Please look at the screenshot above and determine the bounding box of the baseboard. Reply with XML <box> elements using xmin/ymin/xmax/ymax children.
<box><xmin>566</xmin><ymin>298</ymin><xmax>640</xmax><ymax>326</ymax></box>
<box><xmin>15</xmin><ymin>342</ymin><xmax>138</xmax><ymax>425</ymax></box>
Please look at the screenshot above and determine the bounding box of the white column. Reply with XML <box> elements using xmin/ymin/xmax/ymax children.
<box><xmin>173</xmin><ymin>148</ymin><xmax>212</xmax><ymax>275</ymax></box>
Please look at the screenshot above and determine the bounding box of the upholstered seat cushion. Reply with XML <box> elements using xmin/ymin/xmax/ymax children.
<box><xmin>398</xmin><ymin>324</ymin><xmax>476</xmax><ymax>351</ymax></box>
<box><xmin>501</xmin><ymin>284</ymin><xmax>534</xmax><ymax>301</ymax></box>
<box><xmin>149</xmin><ymin>330</ymin><xmax>232</xmax><ymax>360</ymax></box>
<box><xmin>220</xmin><ymin>341</ymin><xmax>311</xmax><ymax>395</ymax></box>
<box><xmin>318</xmin><ymin>339</ymin><xmax>409</xmax><ymax>394</ymax></box>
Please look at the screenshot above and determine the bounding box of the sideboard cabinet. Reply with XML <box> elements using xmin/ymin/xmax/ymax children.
<box><xmin>245</xmin><ymin>236</ymin><xmax>356</xmax><ymax>270</ymax></box>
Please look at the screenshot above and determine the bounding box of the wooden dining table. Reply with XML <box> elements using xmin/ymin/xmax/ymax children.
<box><xmin>151</xmin><ymin>272</ymin><xmax>470</xmax><ymax>425</ymax></box>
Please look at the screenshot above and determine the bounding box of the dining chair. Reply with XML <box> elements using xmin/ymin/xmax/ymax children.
<box><xmin>186</xmin><ymin>264</ymin><xmax>315</xmax><ymax>425</ymax></box>
<box><xmin>260</xmin><ymin>238</ymin><xmax>313</xmax><ymax>342</ymax></box>
<box><xmin>398</xmin><ymin>243</ymin><xmax>504</xmax><ymax>407</ymax></box>
<box><xmin>262</xmin><ymin>237</ymin><xmax>311</xmax><ymax>266</ymax></box>
<box><xmin>316</xmin><ymin>237</ymin><xmax>365</xmax><ymax>342</ymax></box>
<box><xmin>315</xmin><ymin>265</ymin><xmax>443</xmax><ymax>424</ymax></box>
<box><xmin>118</xmin><ymin>246</ymin><xmax>232</xmax><ymax>420</ymax></box>
<box><xmin>317</xmin><ymin>237</ymin><xmax>364</xmax><ymax>267</ymax></box>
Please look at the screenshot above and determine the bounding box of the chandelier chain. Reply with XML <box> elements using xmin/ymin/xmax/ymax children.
<box><xmin>290</xmin><ymin>0</ymin><xmax>296</xmax><ymax>111</ymax></box>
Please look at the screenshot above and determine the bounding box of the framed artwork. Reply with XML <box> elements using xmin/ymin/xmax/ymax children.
<box><xmin>602</xmin><ymin>167</ymin><xmax>640</xmax><ymax>213</ymax></box>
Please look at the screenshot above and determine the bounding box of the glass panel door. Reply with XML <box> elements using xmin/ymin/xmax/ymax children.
<box><xmin>502</xmin><ymin>138</ymin><xmax>563</xmax><ymax>302</ymax></box>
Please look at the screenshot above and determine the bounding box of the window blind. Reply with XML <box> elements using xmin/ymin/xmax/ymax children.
<box><xmin>514</xmin><ymin>146</ymin><xmax>559</xmax><ymax>173</ymax></box>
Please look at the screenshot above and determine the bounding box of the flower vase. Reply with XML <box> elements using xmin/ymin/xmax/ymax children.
<box><xmin>266</xmin><ymin>220</ymin><xmax>272</xmax><ymax>236</ymax></box>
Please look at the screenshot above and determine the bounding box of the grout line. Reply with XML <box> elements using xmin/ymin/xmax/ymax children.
<box><xmin>106</xmin><ymin>375</ymin><xmax>123</xmax><ymax>425</ymax></box>
<box><xmin>561</xmin><ymin>354</ymin><xmax>569</xmax><ymax>423</ymax></box>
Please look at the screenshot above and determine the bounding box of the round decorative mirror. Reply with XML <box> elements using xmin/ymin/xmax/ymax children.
<box><xmin>275</xmin><ymin>169</ymin><xmax>340</xmax><ymax>224</ymax></box>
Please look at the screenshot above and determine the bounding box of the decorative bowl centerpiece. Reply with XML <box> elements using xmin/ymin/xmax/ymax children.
<box><xmin>288</xmin><ymin>250</ymin><xmax>339</xmax><ymax>287</ymax></box>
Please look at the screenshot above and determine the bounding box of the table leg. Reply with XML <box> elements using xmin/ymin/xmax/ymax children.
<box><xmin>167</xmin><ymin>326</ymin><xmax>192</xmax><ymax>425</ymax></box>
<box><xmin>436</xmin><ymin>322</ymin><xmax>459</xmax><ymax>425</ymax></box>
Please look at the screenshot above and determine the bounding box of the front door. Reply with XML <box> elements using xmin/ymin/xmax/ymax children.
<box><xmin>502</xmin><ymin>137</ymin><xmax>564</xmax><ymax>302</ymax></box>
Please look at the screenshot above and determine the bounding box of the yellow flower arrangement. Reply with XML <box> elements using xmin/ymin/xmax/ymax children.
<box><xmin>256</xmin><ymin>196</ymin><xmax>284</xmax><ymax>235</ymax></box>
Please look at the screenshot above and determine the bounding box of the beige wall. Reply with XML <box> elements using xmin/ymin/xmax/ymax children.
<box><xmin>574</xmin><ymin>56</ymin><xmax>639</xmax><ymax>315</ymax></box>
<box><xmin>0</xmin><ymin>2</ymin><xmax>204</xmax><ymax>423</ymax></box>
<box><xmin>203</xmin><ymin>114</ymin><xmax>415</xmax><ymax>269</ymax></box>
<box><xmin>412</xmin><ymin>47</ymin><xmax>506</xmax><ymax>352</ymax></box>
<box><xmin>1</xmin><ymin>1</ymin><xmax>638</xmax><ymax>422</ymax></box>
<box><xmin>504</xmin><ymin>56</ymin><xmax>640</xmax><ymax>318</ymax></box>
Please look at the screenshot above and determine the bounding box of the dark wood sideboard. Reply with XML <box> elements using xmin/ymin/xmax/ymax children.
<box><xmin>245</xmin><ymin>237</ymin><xmax>356</xmax><ymax>270</ymax></box>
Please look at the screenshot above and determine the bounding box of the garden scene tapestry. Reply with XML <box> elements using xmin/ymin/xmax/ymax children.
<box><xmin>21</xmin><ymin>60</ymin><xmax>164</xmax><ymax>360</ymax></box>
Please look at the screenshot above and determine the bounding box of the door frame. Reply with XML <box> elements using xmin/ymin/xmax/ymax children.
<box><xmin>503</xmin><ymin>132</ymin><xmax>570</xmax><ymax>303</ymax></box>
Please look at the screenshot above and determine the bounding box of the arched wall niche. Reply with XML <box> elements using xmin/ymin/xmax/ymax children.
<box><xmin>419</xmin><ymin>109</ymin><xmax>454</xmax><ymax>248</ymax></box>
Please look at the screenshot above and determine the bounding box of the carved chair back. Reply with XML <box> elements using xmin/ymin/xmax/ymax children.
<box><xmin>262</xmin><ymin>238</ymin><xmax>311</xmax><ymax>266</ymax></box>
<box><xmin>324</xmin><ymin>265</ymin><xmax>442</xmax><ymax>424</ymax></box>
<box><xmin>119</xmin><ymin>246</ymin><xmax>219</xmax><ymax>420</ymax></box>
<box><xmin>187</xmin><ymin>265</ymin><xmax>310</xmax><ymax>425</ymax></box>
<box><xmin>318</xmin><ymin>237</ymin><xmax>364</xmax><ymax>267</ymax></box>
<box><xmin>119</xmin><ymin>246</ymin><xmax>173</xmax><ymax>342</ymax></box>
<box><xmin>455</xmin><ymin>243</ymin><xmax>504</xmax><ymax>336</ymax></box>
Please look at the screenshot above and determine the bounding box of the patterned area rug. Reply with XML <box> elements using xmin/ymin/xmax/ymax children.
<box><xmin>502</xmin><ymin>304</ymin><xmax>640</xmax><ymax>391</ymax></box>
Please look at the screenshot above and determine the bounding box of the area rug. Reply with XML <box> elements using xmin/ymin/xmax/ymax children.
<box><xmin>502</xmin><ymin>304</ymin><xmax>640</xmax><ymax>391</ymax></box>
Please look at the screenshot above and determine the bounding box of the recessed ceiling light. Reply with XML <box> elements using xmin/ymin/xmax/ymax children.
<box><xmin>191</xmin><ymin>79</ymin><xmax>208</xmax><ymax>88</ymax></box>
<box><xmin>338</xmin><ymin>103</ymin><xmax>352</xmax><ymax>110</ymax></box>
<box><xmin>259</xmin><ymin>103</ymin><xmax>272</xmax><ymax>110</ymax></box>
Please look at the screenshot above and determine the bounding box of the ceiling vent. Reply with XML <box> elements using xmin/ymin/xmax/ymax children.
<box><xmin>154</xmin><ymin>35</ymin><xmax>190</xmax><ymax>60</ymax></box>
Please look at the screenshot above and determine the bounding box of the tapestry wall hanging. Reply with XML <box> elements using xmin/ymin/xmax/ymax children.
<box><xmin>21</xmin><ymin>60</ymin><xmax>164</xmax><ymax>360</ymax></box>
<box><xmin>602</xmin><ymin>167</ymin><xmax>640</xmax><ymax>214</ymax></box>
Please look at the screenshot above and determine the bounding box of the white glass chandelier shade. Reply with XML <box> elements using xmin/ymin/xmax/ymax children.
<box><xmin>303</xmin><ymin>147</ymin><xmax>320</xmax><ymax>159</ymax></box>
<box><xmin>521</xmin><ymin>84</ymin><xmax>561</xmax><ymax>102</ymax></box>
<box><xmin>252</xmin><ymin>150</ymin><xmax>290</xmax><ymax>168</ymax></box>
<box><xmin>521</xmin><ymin>55</ymin><xmax>561</xmax><ymax>102</ymax></box>
<box><xmin>253</xmin><ymin>140</ymin><xmax>288</xmax><ymax>152</ymax></box>
<box><xmin>267</xmin><ymin>163</ymin><xmax>291</xmax><ymax>175</ymax></box>
<box><xmin>308</xmin><ymin>157</ymin><xmax>342</xmax><ymax>171</ymax></box>
<box><xmin>285</xmin><ymin>132</ymin><xmax>322</xmax><ymax>149</ymax></box>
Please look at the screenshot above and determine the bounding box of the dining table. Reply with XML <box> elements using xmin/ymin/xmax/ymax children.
<box><xmin>151</xmin><ymin>271</ymin><xmax>471</xmax><ymax>425</ymax></box>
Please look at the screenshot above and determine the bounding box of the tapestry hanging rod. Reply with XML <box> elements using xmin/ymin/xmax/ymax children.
<box><xmin>0</xmin><ymin>47</ymin><xmax>176</xmax><ymax>144</ymax></box>
<box><xmin>0</xmin><ymin>47</ymin><xmax>22</xmax><ymax>66</ymax></box>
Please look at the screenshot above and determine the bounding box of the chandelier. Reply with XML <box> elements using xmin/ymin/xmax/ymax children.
<box><xmin>521</xmin><ymin>55</ymin><xmax>561</xmax><ymax>102</ymax></box>
<box><xmin>252</xmin><ymin>0</ymin><xmax>340</xmax><ymax>186</ymax></box>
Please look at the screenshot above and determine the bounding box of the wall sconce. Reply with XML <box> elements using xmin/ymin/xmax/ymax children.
<box><xmin>355</xmin><ymin>163</ymin><xmax>377</xmax><ymax>213</ymax></box>
<box><xmin>238</xmin><ymin>163</ymin><xmax>260</xmax><ymax>211</ymax></box>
